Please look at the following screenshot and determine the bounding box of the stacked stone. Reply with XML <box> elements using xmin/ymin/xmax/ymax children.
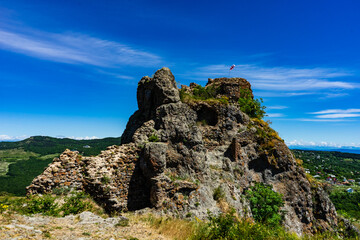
<box><xmin>27</xmin><ymin>149</ymin><xmax>84</xmax><ymax>194</ymax></box>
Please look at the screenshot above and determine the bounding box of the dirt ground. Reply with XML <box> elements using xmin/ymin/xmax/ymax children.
<box><xmin>0</xmin><ymin>211</ymin><xmax>171</xmax><ymax>240</ymax></box>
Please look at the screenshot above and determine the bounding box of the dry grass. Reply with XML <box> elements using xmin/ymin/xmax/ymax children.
<box><xmin>135</xmin><ymin>213</ymin><xmax>197</xmax><ymax>240</ymax></box>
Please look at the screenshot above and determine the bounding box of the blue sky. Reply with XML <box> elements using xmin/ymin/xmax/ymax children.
<box><xmin>0</xmin><ymin>0</ymin><xmax>360</xmax><ymax>147</ymax></box>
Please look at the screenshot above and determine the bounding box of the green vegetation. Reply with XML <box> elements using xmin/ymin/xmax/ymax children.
<box><xmin>140</xmin><ymin>211</ymin><xmax>359</xmax><ymax>240</ymax></box>
<box><xmin>21</xmin><ymin>194</ymin><xmax>60</xmax><ymax>216</ymax></box>
<box><xmin>0</xmin><ymin>148</ymin><xmax>39</xmax><ymax>161</ymax></box>
<box><xmin>0</xmin><ymin>136</ymin><xmax>121</xmax><ymax>196</ymax></box>
<box><xmin>116</xmin><ymin>218</ymin><xmax>130</xmax><ymax>227</ymax></box>
<box><xmin>179</xmin><ymin>85</ymin><xmax>229</xmax><ymax>105</ymax></box>
<box><xmin>101</xmin><ymin>175</ymin><xmax>111</xmax><ymax>184</ymax></box>
<box><xmin>246</xmin><ymin>182</ymin><xmax>284</xmax><ymax>226</ymax></box>
<box><xmin>180</xmin><ymin>85</ymin><xmax>266</xmax><ymax>119</ymax></box>
<box><xmin>0</xmin><ymin>191</ymin><xmax>95</xmax><ymax>217</ymax></box>
<box><xmin>0</xmin><ymin>136</ymin><xmax>121</xmax><ymax>156</ymax></box>
<box><xmin>60</xmin><ymin>192</ymin><xmax>94</xmax><ymax>216</ymax></box>
<box><xmin>191</xmin><ymin>210</ymin><xmax>298</xmax><ymax>240</ymax></box>
<box><xmin>192</xmin><ymin>85</ymin><xmax>217</xmax><ymax>100</ymax></box>
<box><xmin>1</xmin><ymin>193</ymin><xmax>358</xmax><ymax>239</ymax></box>
<box><xmin>213</xmin><ymin>185</ymin><xmax>225</xmax><ymax>202</ymax></box>
<box><xmin>293</xmin><ymin>149</ymin><xmax>360</xmax><ymax>223</ymax></box>
<box><xmin>238</xmin><ymin>89</ymin><xmax>266</xmax><ymax>119</ymax></box>
<box><xmin>0</xmin><ymin>156</ymin><xmax>53</xmax><ymax>195</ymax></box>
<box><xmin>148</xmin><ymin>134</ymin><xmax>160</xmax><ymax>142</ymax></box>
<box><xmin>330</xmin><ymin>191</ymin><xmax>360</xmax><ymax>220</ymax></box>
<box><xmin>292</xmin><ymin>149</ymin><xmax>360</xmax><ymax>180</ymax></box>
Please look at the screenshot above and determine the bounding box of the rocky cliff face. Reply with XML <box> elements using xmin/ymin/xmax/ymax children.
<box><xmin>27</xmin><ymin>67</ymin><xmax>338</xmax><ymax>235</ymax></box>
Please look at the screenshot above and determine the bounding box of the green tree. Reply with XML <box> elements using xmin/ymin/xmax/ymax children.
<box><xmin>238</xmin><ymin>89</ymin><xmax>266</xmax><ymax>119</ymax></box>
<box><xmin>246</xmin><ymin>182</ymin><xmax>284</xmax><ymax>226</ymax></box>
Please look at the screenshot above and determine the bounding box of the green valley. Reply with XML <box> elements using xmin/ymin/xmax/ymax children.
<box><xmin>0</xmin><ymin>136</ymin><xmax>121</xmax><ymax>196</ymax></box>
<box><xmin>292</xmin><ymin>149</ymin><xmax>360</xmax><ymax>221</ymax></box>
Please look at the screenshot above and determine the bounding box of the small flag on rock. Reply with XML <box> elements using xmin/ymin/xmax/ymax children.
<box><xmin>230</xmin><ymin>64</ymin><xmax>235</xmax><ymax>70</ymax></box>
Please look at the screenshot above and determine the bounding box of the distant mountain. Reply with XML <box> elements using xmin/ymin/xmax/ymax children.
<box><xmin>0</xmin><ymin>135</ymin><xmax>121</xmax><ymax>196</ymax></box>
<box><xmin>0</xmin><ymin>136</ymin><xmax>121</xmax><ymax>156</ymax></box>
<box><xmin>290</xmin><ymin>146</ymin><xmax>360</xmax><ymax>155</ymax></box>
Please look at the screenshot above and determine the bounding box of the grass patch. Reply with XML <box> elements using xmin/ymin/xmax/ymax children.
<box><xmin>140</xmin><ymin>214</ymin><xmax>196</xmax><ymax>240</ymax></box>
<box><xmin>213</xmin><ymin>185</ymin><xmax>225</xmax><ymax>202</ymax></box>
<box><xmin>180</xmin><ymin>86</ymin><xmax>229</xmax><ymax>105</ymax></box>
<box><xmin>0</xmin><ymin>148</ymin><xmax>39</xmax><ymax>161</ymax></box>
<box><xmin>0</xmin><ymin>191</ymin><xmax>98</xmax><ymax>217</ymax></box>
<box><xmin>191</xmin><ymin>210</ymin><xmax>298</xmax><ymax>240</ymax></box>
<box><xmin>148</xmin><ymin>134</ymin><xmax>159</xmax><ymax>142</ymax></box>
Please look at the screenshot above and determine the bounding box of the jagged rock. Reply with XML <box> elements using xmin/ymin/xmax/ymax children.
<box><xmin>141</xmin><ymin>142</ymin><xmax>167</xmax><ymax>178</ymax></box>
<box><xmin>206</xmin><ymin>77</ymin><xmax>253</xmax><ymax>102</ymax></box>
<box><xmin>27</xmin><ymin>67</ymin><xmax>341</xmax><ymax>236</ymax></box>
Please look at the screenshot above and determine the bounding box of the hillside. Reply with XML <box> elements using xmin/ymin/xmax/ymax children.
<box><xmin>293</xmin><ymin>149</ymin><xmax>360</xmax><ymax>221</ymax></box>
<box><xmin>292</xmin><ymin>149</ymin><xmax>360</xmax><ymax>182</ymax></box>
<box><xmin>26</xmin><ymin>67</ymin><xmax>347</xmax><ymax>236</ymax></box>
<box><xmin>0</xmin><ymin>136</ymin><xmax>121</xmax><ymax>156</ymax></box>
<box><xmin>0</xmin><ymin>136</ymin><xmax>121</xmax><ymax>195</ymax></box>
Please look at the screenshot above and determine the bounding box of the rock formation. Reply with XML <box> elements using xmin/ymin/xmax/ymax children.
<box><xmin>27</xmin><ymin>67</ymin><xmax>338</xmax><ymax>235</ymax></box>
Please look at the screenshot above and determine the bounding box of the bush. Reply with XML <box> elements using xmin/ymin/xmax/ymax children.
<box><xmin>148</xmin><ymin>134</ymin><xmax>159</xmax><ymax>142</ymax></box>
<box><xmin>60</xmin><ymin>192</ymin><xmax>93</xmax><ymax>216</ymax></box>
<box><xmin>53</xmin><ymin>186</ymin><xmax>71</xmax><ymax>196</ymax></box>
<box><xmin>179</xmin><ymin>86</ymin><xmax>229</xmax><ymax>105</ymax></box>
<box><xmin>10</xmin><ymin>192</ymin><xmax>93</xmax><ymax>217</ymax></box>
<box><xmin>238</xmin><ymin>89</ymin><xmax>266</xmax><ymax>119</ymax></box>
<box><xmin>192</xmin><ymin>85</ymin><xmax>217</xmax><ymax>100</ymax></box>
<box><xmin>23</xmin><ymin>194</ymin><xmax>60</xmax><ymax>216</ymax></box>
<box><xmin>213</xmin><ymin>186</ymin><xmax>225</xmax><ymax>202</ymax></box>
<box><xmin>330</xmin><ymin>191</ymin><xmax>360</xmax><ymax>220</ymax></box>
<box><xmin>191</xmin><ymin>210</ymin><xmax>298</xmax><ymax>240</ymax></box>
<box><xmin>0</xmin><ymin>203</ymin><xmax>9</xmax><ymax>213</ymax></box>
<box><xmin>245</xmin><ymin>182</ymin><xmax>284</xmax><ymax>226</ymax></box>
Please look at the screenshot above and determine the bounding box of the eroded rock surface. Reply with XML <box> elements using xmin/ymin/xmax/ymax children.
<box><xmin>27</xmin><ymin>67</ymin><xmax>338</xmax><ymax>235</ymax></box>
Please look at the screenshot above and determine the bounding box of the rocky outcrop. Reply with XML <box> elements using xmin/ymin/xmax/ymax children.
<box><xmin>27</xmin><ymin>67</ymin><xmax>339</xmax><ymax>235</ymax></box>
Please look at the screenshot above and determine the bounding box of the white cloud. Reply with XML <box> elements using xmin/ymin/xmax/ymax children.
<box><xmin>0</xmin><ymin>135</ymin><xmax>27</xmax><ymax>141</ymax></box>
<box><xmin>266</xmin><ymin>113</ymin><xmax>285</xmax><ymax>117</ymax></box>
<box><xmin>0</xmin><ymin>29</ymin><xmax>161</xmax><ymax>67</ymax></box>
<box><xmin>311</xmin><ymin>109</ymin><xmax>360</xmax><ymax>114</ymax></box>
<box><xmin>309</xmin><ymin>109</ymin><xmax>360</xmax><ymax>119</ymax></box>
<box><xmin>267</xmin><ymin>106</ymin><xmax>288</xmax><ymax>110</ymax></box>
<box><xmin>191</xmin><ymin>64</ymin><xmax>356</xmax><ymax>92</ymax></box>
<box><xmin>297</xmin><ymin>118</ymin><xmax>354</xmax><ymax>122</ymax></box>
<box><xmin>0</xmin><ymin>135</ymin><xmax>100</xmax><ymax>141</ymax></box>
<box><xmin>316</xmin><ymin>113</ymin><xmax>360</xmax><ymax>119</ymax></box>
<box><xmin>320</xmin><ymin>93</ymin><xmax>349</xmax><ymax>99</ymax></box>
<box><xmin>66</xmin><ymin>136</ymin><xmax>99</xmax><ymax>140</ymax></box>
<box><xmin>286</xmin><ymin>139</ymin><xmax>360</xmax><ymax>148</ymax></box>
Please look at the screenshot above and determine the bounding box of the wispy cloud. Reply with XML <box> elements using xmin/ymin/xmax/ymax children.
<box><xmin>311</xmin><ymin>109</ymin><xmax>360</xmax><ymax>114</ymax></box>
<box><xmin>286</xmin><ymin>140</ymin><xmax>360</xmax><ymax>148</ymax></box>
<box><xmin>65</xmin><ymin>136</ymin><xmax>99</xmax><ymax>140</ymax></box>
<box><xmin>0</xmin><ymin>28</ymin><xmax>161</xmax><ymax>67</ymax></box>
<box><xmin>0</xmin><ymin>134</ymin><xmax>27</xmax><ymax>141</ymax></box>
<box><xmin>267</xmin><ymin>105</ymin><xmax>288</xmax><ymax>110</ymax></box>
<box><xmin>316</xmin><ymin>113</ymin><xmax>360</xmax><ymax>119</ymax></box>
<box><xmin>286</xmin><ymin>139</ymin><xmax>360</xmax><ymax>148</ymax></box>
<box><xmin>309</xmin><ymin>109</ymin><xmax>360</xmax><ymax>119</ymax></box>
<box><xmin>190</xmin><ymin>64</ymin><xmax>356</xmax><ymax>92</ymax></box>
<box><xmin>267</xmin><ymin>113</ymin><xmax>285</xmax><ymax>117</ymax></box>
<box><xmin>297</xmin><ymin>118</ymin><xmax>354</xmax><ymax>122</ymax></box>
<box><xmin>320</xmin><ymin>93</ymin><xmax>349</xmax><ymax>99</ymax></box>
